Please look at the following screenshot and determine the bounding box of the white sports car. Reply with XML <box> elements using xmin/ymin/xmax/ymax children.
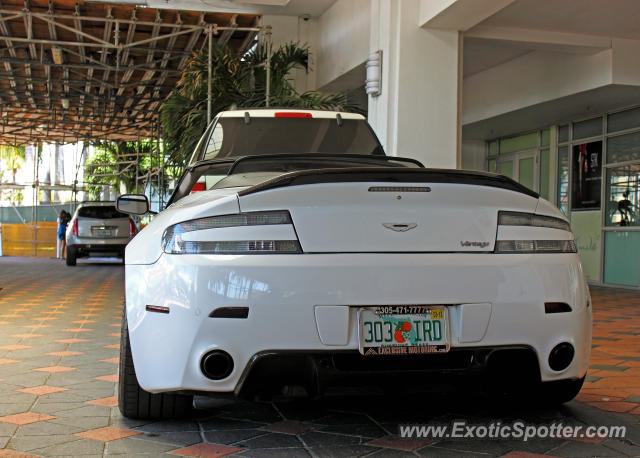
<box><xmin>117</xmin><ymin>109</ymin><xmax>591</xmax><ymax>419</ymax></box>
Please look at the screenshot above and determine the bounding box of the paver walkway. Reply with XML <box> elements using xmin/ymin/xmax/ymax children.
<box><xmin>0</xmin><ymin>257</ymin><xmax>639</xmax><ymax>457</ymax></box>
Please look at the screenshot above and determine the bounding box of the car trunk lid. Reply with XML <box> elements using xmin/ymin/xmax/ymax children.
<box><xmin>237</xmin><ymin>168</ymin><xmax>539</xmax><ymax>253</ymax></box>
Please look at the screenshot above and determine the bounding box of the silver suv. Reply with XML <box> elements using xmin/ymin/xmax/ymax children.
<box><xmin>65</xmin><ymin>202</ymin><xmax>137</xmax><ymax>266</ymax></box>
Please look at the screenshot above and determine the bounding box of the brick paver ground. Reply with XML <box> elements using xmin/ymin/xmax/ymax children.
<box><xmin>0</xmin><ymin>256</ymin><xmax>639</xmax><ymax>457</ymax></box>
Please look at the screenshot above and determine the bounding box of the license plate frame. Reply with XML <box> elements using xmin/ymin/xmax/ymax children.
<box><xmin>357</xmin><ymin>305</ymin><xmax>450</xmax><ymax>356</ymax></box>
<box><xmin>92</xmin><ymin>226</ymin><xmax>114</xmax><ymax>237</ymax></box>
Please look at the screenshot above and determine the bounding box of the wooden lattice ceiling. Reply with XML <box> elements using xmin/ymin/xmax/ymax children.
<box><xmin>0</xmin><ymin>0</ymin><xmax>260</xmax><ymax>144</ymax></box>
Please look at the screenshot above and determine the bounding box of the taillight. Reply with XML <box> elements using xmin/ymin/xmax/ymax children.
<box><xmin>161</xmin><ymin>211</ymin><xmax>302</xmax><ymax>254</ymax></box>
<box><xmin>495</xmin><ymin>211</ymin><xmax>576</xmax><ymax>254</ymax></box>
<box><xmin>129</xmin><ymin>218</ymin><xmax>137</xmax><ymax>237</ymax></box>
<box><xmin>72</xmin><ymin>218</ymin><xmax>78</xmax><ymax>236</ymax></box>
<box><xmin>191</xmin><ymin>182</ymin><xmax>205</xmax><ymax>192</ymax></box>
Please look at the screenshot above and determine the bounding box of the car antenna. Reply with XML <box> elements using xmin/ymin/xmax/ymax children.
<box><xmin>336</xmin><ymin>113</ymin><xmax>343</xmax><ymax>127</ymax></box>
<box><xmin>244</xmin><ymin>112</ymin><xmax>251</xmax><ymax>124</ymax></box>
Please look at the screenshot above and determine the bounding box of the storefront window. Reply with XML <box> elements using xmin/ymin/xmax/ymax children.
<box><xmin>607</xmin><ymin>131</ymin><xmax>640</xmax><ymax>164</ymax></box>
<box><xmin>608</xmin><ymin>106</ymin><xmax>640</xmax><ymax>133</ymax></box>
<box><xmin>559</xmin><ymin>125</ymin><xmax>569</xmax><ymax>143</ymax></box>
<box><xmin>540</xmin><ymin>148</ymin><xmax>550</xmax><ymax>200</ymax></box>
<box><xmin>499</xmin><ymin>133</ymin><xmax>537</xmax><ymax>155</ymax></box>
<box><xmin>571</xmin><ymin>141</ymin><xmax>602</xmax><ymax>211</ymax></box>
<box><xmin>488</xmin><ymin>159</ymin><xmax>497</xmax><ymax>173</ymax></box>
<box><xmin>498</xmin><ymin>161</ymin><xmax>513</xmax><ymax>179</ymax></box>
<box><xmin>541</xmin><ymin>129</ymin><xmax>550</xmax><ymax>147</ymax></box>
<box><xmin>557</xmin><ymin>146</ymin><xmax>569</xmax><ymax>215</ymax></box>
<box><xmin>489</xmin><ymin>141</ymin><xmax>498</xmax><ymax>156</ymax></box>
<box><xmin>605</xmin><ymin>164</ymin><xmax>640</xmax><ymax>227</ymax></box>
<box><xmin>573</xmin><ymin>117</ymin><xmax>602</xmax><ymax>139</ymax></box>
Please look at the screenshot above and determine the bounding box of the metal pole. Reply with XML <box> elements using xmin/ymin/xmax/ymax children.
<box><xmin>265</xmin><ymin>25</ymin><xmax>272</xmax><ymax>108</ymax></box>
<box><xmin>207</xmin><ymin>25</ymin><xmax>212</xmax><ymax>125</ymax></box>
<box><xmin>33</xmin><ymin>143</ymin><xmax>39</xmax><ymax>257</ymax></box>
<box><xmin>156</xmin><ymin>121</ymin><xmax>160</xmax><ymax>212</ymax></box>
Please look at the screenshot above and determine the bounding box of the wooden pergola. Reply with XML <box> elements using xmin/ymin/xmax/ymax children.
<box><xmin>0</xmin><ymin>0</ymin><xmax>261</xmax><ymax>144</ymax></box>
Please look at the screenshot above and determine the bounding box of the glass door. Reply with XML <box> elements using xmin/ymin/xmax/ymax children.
<box><xmin>498</xmin><ymin>151</ymin><xmax>538</xmax><ymax>192</ymax></box>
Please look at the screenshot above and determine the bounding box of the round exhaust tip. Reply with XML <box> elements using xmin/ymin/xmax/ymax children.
<box><xmin>549</xmin><ymin>342</ymin><xmax>575</xmax><ymax>371</ymax></box>
<box><xmin>201</xmin><ymin>350</ymin><xmax>234</xmax><ymax>380</ymax></box>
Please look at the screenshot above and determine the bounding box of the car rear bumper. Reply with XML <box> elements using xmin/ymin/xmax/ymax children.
<box><xmin>125</xmin><ymin>252</ymin><xmax>591</xmax><ymax>394</ymax></box>
<box><xmin>67</xmin><ymin>236</ymin><xmax>130</xmax><ymax>256</ymax></box>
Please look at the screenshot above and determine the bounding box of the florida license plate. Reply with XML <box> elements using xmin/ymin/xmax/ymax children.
<box><xmin>358</xmin><ymin>306</ymin><xmax>449</xmax><ymax>356</ymax></box>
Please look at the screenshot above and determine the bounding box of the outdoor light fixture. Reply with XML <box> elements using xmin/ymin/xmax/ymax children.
<box><xmin>365</xmin><ymin>50</ymin><xmax>382</xmax><ymax>97</ymax></box>
<box><xmin>51</xmin><ymin>47</ymin><xmax>64</xmax><ymax>65</ymax></box>
<box><xmin>61</xmin><ymin>98</ymin><xmax>70</xmax><ymax>109</ymax></box>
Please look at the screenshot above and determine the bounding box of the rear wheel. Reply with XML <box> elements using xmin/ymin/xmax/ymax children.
<box><xmin>118</xmin><ymin>308</ymin><xmax>193</xmax><ymax>419</ymax></box>
<box><xmin>66</xmin><ymin>247</ymin><xmax>77</xmax><ymax>266</ymax></box>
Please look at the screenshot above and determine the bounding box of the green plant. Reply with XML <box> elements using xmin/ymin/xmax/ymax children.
<box><xmin>161</xmin><ymin>41</ymin><xmax>358</xmax><ymax>166</ymax></box>
<box><xmin>85</xmin><ymin>141</ymin><xmax>166</xmax><ymax>200</ymax></box>
<box><xmin>0</xmin><ymin>144</ymin><xmax>25</xmax><ymax>183</ymax></box>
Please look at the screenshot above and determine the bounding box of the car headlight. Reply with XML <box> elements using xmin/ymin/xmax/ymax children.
<box><xmin>495</xmin><ymin>211</ymin><xmax>576</xmax><ymax>254</ymax></box>
<box><xmin>162</xmin><ymin>211</ymin><xmax>302</xmax><ymax>254</ymax></box>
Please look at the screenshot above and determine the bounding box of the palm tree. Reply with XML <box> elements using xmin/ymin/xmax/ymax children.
<box><xmin>85</xmin><ymin>141</ymin><xmax>170</xmax><ymax>200</ymax></box>
<box><xmin>0</xmin><ymin>144</ymin><xmax>26</xmax><ymax>204</ymax></box>
<box><xmin>161</xmin><ymin>42</ymin><xmax>359</xmax><ymax>166</ymax></box>
<box><xmin>0</xmin><ymin>144</ymin><xmax>25</xmax><ymax>183</ymax></box>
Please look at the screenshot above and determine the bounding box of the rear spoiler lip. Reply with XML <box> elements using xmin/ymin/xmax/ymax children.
<box><xmin>237</xmin><ymin>167</ymin><xmax>539</xmax><ymax>199</ymax></box>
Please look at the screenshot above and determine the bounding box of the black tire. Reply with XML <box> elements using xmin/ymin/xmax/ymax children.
<box><xmin>538</xmin><ymin>376</ymin><xmax>585</xmax><ymax>405</ymax></box>
<box><xmin>66</xmin><ymin>247</ymin><xmax>77</xmax><ymax>266</ymax></box>
<box><xmin>118</xmin><ymin>307</ymin><xmax>193</xmax><ymax>419</ymax></box>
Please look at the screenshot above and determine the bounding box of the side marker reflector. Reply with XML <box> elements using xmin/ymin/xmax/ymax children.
<box><xmin>209</xmin><ymin>307</ymin><xmax>249</xmax><ymax>319</ymax></box>
<box><xmin>544</xmin><ymin>302</ymin><xmax>572</xmax><ymax>314</ymax></box>
<box><xmin>146</xmin><ymin>305</ymin><xmax>170</xmax><ymax>314</ymax></box>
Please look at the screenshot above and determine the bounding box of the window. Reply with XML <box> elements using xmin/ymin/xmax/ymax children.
<box><xmin>607</xmin><ymin>131</ymin><xmax>640</xmax><ymax>164</ymax></box>
<box><xmin>605</xmin><ymin>164</ymin><xmax>640</xmax><ymax>227</ymax></box>
<box><xmin>573</xmin><ymin>117</ymin><xmax>602</xmax><ymax>140</ymax></box>
<box><xmin>200</xmin><ymin>117</ymin><xmax>384</xmax><ymax>161</ymax></box>
<box><xmin>608</xmin><ymin>106</ymin><xmax>640</xmax><ymax>133</ymax></box>
<box><xmin>557</xmin><ymin>146</ymin><xmax>569</xmax><ymax>215</ymax></box>
<box><xmin>78</xmin><ymin>206</ymin><xmax>123</xmax><ymax>219</ymax></box>
<box><xmin>571</xmin><ymin>141</ymin><xmax>602</xmax><ymax>211</ymax></box>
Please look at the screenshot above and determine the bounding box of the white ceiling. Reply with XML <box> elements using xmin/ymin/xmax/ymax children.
<box><xmin>463</xmin><ymin>0</ymin><xmax>640</xmax><ymax>79</ymax></box>
<box><xmin>478</xmin><ymin>0</ymin><xmax>640</xmax><ymax>40</ymax></box>
<box><xmin>463</xmin><ymin>85</ymin><xmax>640</xmax><ymax>139</ymax></box>
<box><xmin>463</xmin><ymin>38</ymin><xmax>532</xmax><ymax>77</ymax></box>
<box><xmin>147</xmin><ymin>0</ymin><xmax>337</xmax><ymax>16</ymax></box>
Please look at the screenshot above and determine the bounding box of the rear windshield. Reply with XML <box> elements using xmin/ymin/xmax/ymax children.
<box><xmin>196</xmin><ymin>117</ymin><xmax>383</xmax><ymax>163</ymax></box>
<box><xmin>77</xmin><ymin>206</ymin><xmax>123</xmax><ymax>219</ymax></box>
<box><xmin>170</xmin><ymin>156</ymin><xmax>421</xmax><ymax>204</ymax></box>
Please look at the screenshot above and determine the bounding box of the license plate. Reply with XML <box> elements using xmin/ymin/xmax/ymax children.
<box><xmin>92</xmin><ymin>228</ymin><xmax>111</xmax><ymax>237</ymax></box>
<box><xmin>358</xmin><ymin>306</ymin><xmax>450</xmax><ymax>356</ymax></box>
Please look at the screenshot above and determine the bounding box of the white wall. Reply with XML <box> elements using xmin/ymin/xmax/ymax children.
<box><xmin>612</xmin><ymin>38</ymin><xmax>640</xmax><ymax>86</ymax></box>
<box><xmin>261</xmin><ymin>15</ymin><xmax>317</xmax><ymax>92</ymax></box>
<box><xmin>315</xmin><ymin>0</ymin><xmax>371</xmax><ymax>90</ymax></box>
<box><xmin>369</xmin><ymin>0</ymin><xmax>460</xmax><ymax>168</ymax></box>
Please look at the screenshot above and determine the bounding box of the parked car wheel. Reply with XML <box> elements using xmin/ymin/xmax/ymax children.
<box><xmin>118</xmin><ymin>308</ymin><xmax>193</xmax><ymax>419</ymax></box>
<box><xmin>66</xmin><ymin>247</ymin><xmax>77</xmax><ymax>266</ymax></box>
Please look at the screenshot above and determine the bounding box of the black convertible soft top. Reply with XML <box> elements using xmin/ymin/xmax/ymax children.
<box><xmin>237</xmin><ymin>167</ymin><xmax>540</xmax><ymax>199</ymax></box>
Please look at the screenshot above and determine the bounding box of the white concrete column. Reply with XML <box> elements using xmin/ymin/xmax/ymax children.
<box><xmin>368</xmin><ymin>0</ymin><xmax>461</xmax><ymax>168</ymax></box>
